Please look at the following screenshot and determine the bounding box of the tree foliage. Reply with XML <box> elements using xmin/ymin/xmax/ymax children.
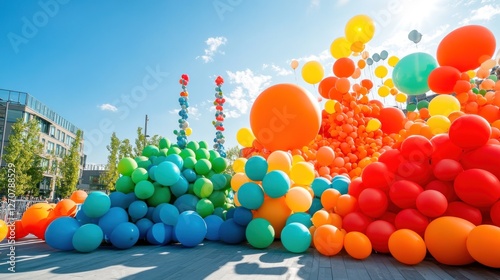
<box><xmin>119</xmin><ymin>138</ymin><xmax>133</xmax><ymax>159</ymax></box>
<box><xmin>224</xmin><ymin>146</ymin><xmax>241</xmax><ymax>176</ymax></box>
<box><xmin>59</xmin><ymin>130</ymin><xmax>83</xmax><ymax>198</ymax></box>
<box><xmin>102</xmin><ymin>132</ymin><xmax>120</xmax><ymax>192</ymax></box>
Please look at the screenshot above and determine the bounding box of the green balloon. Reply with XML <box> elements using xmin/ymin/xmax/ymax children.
<box><xmin>222</xmin><ymin>203</ymin><xmax>235</xmax><ymax>211</ymax></box>
<box><xmin>208</xmin><ymin>191</ymin><xmax>226</xmax><ymax>208</ymax></box>
<box><xmin>213</xmin><ymin>207</ymin><xmax>226</xmax><ymax>220</ymax></box>
<box><xmin>223</xmin><ymin>174</ymin><xmax>232</xmax><ymax>189</ymax></box>
<box><xmin>195</xmin><ymin>159</ymin><xmax>212</xmax><ymax>175</ymax></box>
<box><xmin>198</xmin><ymin>141</ymin><xmax>209</xmax><ymax>149</ymax></box>
<box><xmin>147</xmin><ymin>186</ymin><xmax>172</xmax><ymax>207</ymax></box>
<box><xmin>183</xmin><ymin>156</ymin><xmax>197</xmax><ymax>169</ymax></box>
<box><xmin>392</xmin><ymin>52</ymin><xmax>437</xmax><ymax>96</ymax></box>
<box><xmin>489</xmin><ymin>75</ymin><xmax>498</xmax><ymax>82</ymax></box>
<box><xmin>158</xmin><ymin>148</ymin><xmax>169</xmax><ymax>157</ymax></box>
<box><xmin>209</xmin><ymin>150</ymin><xmax>220</xmax><ymax>161</ymax></box>
<box><xmin>195</xmin><ymin>148</ymin><xmax>210</xmax><ymax>160</ymax></box>
<box><xmin>180</xmin><ymin>148</ymin><xmax>196</xmax><ymax>159</ymax></box>
<box><xmin>193</xmin><ymin>178</ymin><xmax>214</xmax><ymax>198</ymax></box>
<box><xmin>188</xmin><ymin>183</ymin><xmax>195</xmax><ymax>195</ymax></box>
<box><xmin>115</xmin><ymin>175</ymin><xmax>135</xmax><ymax>193</ymax></box>
<box><xmin>186</xmin><ymin>141</ymin><xmax>200</xmax><ymax>151</ymax></box>
<box><xmin>246</xmin><ymin>218</ymin><xmax>275</xmax><ymax>249</ymax></box>
<box><xmin>211</xmin><ymin>157</ymin><xmax>228</xmax><ymax>173</ymax></box>
<box><xmin>196</xmin><ymin>198</ymin><xmax>214</xmax><ymax>217</ymax></box>
<box><xmin>167</xmin><ymin>146</ymin><xmax>181</xmax><ymax>155</ymax></box>
<box><xmin>118</xmin><ymin>157</ymin><xmax>138</xmax><ymax>176</ymax></box>
<box><xmin>472</xmin><ymin>87</ymin><xmax>479</xmax><ymax>94</ymax></box>
<box><xmin>406</xmin><ymin>103</ymin><xmax>417</xmax><ymax>112</ymax></box>
<box><xmin>135</xmin><ymin>156</ymin><xmax>151</xmax><ymax>169</ymax></box>
<box><xmin>479</xmin><ymin>89</ymin><xmax>487</xmax><ymax>96</ymax></box>
<box><xmin>131</xmin><ymin>167</ymin><xmax>149</xmax><ymax>183</ymax></box>
<box><xmin>142</xmin><ymin>145</ymin><xmax>159</xmax><ymax>157</ymax></box>
<box><xmin>134</xmin><ymin>180</ymin><xmax>155</xmax><ymax>199</ymax></box>
<box><xmin>417</xmin><ymin>100</ymin><xmax>429</xmax><ymax>110</ymax></box>
<box><xmin>159</xmin><ymin>138</ymin><xmax>171</xmax><ymax>149</ymax></box>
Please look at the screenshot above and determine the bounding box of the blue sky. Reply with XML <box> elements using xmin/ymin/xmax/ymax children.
<box><xmin>1</xmin><ymin>0</ymin><xmax>500</xmax><ymax>165</ymax></box>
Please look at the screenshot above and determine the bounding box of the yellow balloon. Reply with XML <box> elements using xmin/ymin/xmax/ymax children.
<box><xmin>290</xmin><ymin>162</ymin><xmax>315</xmax><ymax>185</ymax></box>
<box><xmin>395</xmin><ymin>93</ymin><xmax>407</xmax><ymax>103</ymax></box>
<box><xmin>383</xmin><ymin>78</ymin><xmax>394</xmax><ymax>88</ymax></box>
<box><xmin>467</xmin><ymin>69</ymin><xmax>476</xmax><ymax>79</ymax></box>
<box><xmin>428</xmin><ymin>95</ymin><xmax>461</xmax><ymax>117</ymax></box>
<box><xmin>378</xmin><ymin>85</ymin><xmax>390</xmax><ymax>97</ymax></box>
<box><xmin>291</xmin><ymin>59</ymin><xmax>299</xmax><ymax>70</ymax></box>
<box><xmin>236</xmin><ymin>127</ymin><xmax>255</xmax><ymax>147</ymax></box>
<box><xmin>374</xmin><ymin>65</ymin><xmax>388</xmax><ymax>79</ymax></box>
<box><xmin>301</xmin><ymin>60</ymin><xmax>325</xmax><ymax>84</ymax></box>
<box><xmin>345</xmin><ymin>14</ymin><xmax>375</xmax><ymax>44</ymax></box>
<box><xmin>427</xmin><ymin>115</ymin><xmax>451</xmax><ymax>135</ymax></box>
<box><xmin>292</xmin><ymin>154</ymin><xmax>305</xmax><ymax>165</ymax></box>
<box><xmin>366</xmin><ymin>118</ymin><xmax>381</xmax><ymax>132</ymax></box>
<box><xmin>330</xmin><ymin>37</ymin><xmax>352</xmax><ymax>59</ymax></box>
<box><xmin>233</xmin><ymin>158</ymin><xmax>247</xmax><ymax>173</ymax></box>
<box><xmin>388</xmin><ymin>56</ymin><xmax>399</xmax><ymax>67</ymax></box>
<box><xmin>185</xmin><ymin>127</ymin><xmax>192</xmax><ymax>136</ymax></box>
<box><xmin>325</xmin><ymin>100</ymin><xmax>338</xmax><ymax>114</ymax></box>
<box><xmin>0</xmin><ymin>220</ymin><xmax>8</xmax><ymax>242</ymax></box>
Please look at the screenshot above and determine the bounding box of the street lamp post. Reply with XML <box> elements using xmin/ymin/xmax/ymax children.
<box><xmin>144</xmin><ymin>114</ymin><xmax>149</xmax><ymax>147</ymax></box>
<box><xmin>0</xmin><ymin>100</ymin><xmax>9</xmax><ymax>166</ymax></box>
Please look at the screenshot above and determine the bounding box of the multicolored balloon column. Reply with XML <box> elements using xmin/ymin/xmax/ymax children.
<box><xmin>174</xmin><ymin>74</ymin><xmax>192</xmax><ymax>149</ymax></box>
<box><xmin>213</xmin><ymin>76</ymin><xmax>227</xmax><ymax>158</ymax></box>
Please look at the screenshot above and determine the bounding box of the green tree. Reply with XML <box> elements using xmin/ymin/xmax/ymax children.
<box><xmin>119</xmin><ymin>138</ymin><xmax>133</xmax><ymax>159</ymax></box>
<box><xmin>224</xmin><ymin>146</ymin><xmax>241</xmax><ymax>176</ymax></box>
<box><xmin>102</xmin><ymin>132</ymin><xmax>120</xmax><ymax>192</ymax></box>
<box><xmin>0</xmin><ymin>118</ymin><xmax>43</xmax><ymax>196</ymax></box>
<box><xmin>134</xmin><ymin>127</ymin><xmax>146</xmax><ymax>157</ymax></box>
<box><xmin>59</xmin><ymin>130</ymin><xmax>83</xmax><ymax>198</ymax></box>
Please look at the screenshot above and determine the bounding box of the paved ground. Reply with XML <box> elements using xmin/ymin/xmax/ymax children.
<box><xmin>1</xmin><ymin>236</ymin><xmax>500</xmax><ymax>279</ymax></box>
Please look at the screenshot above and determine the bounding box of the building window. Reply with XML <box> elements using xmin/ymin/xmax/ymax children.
<box><xmin>61</xmin><ymin>132</ymin><xmax>65</xmax><ymax>143</ymax></box>
<box><xmin>7</xmin><ymin>109</ymin><xmax>23</xmax><ymax>123</ymax></box>
<box><xmin>55</xmin><ymin>129</ymin><xmax>60</xmax><ymax>140</ymax></box>
<box><xmin>49</xmin><ymin>126</ymin><xmax>55</xmax><ymax>137</ymax></box>
<box><xmin>47</xmin><ymin>141</ymin><xmax>54</xmax><ymax>154</ymax></box>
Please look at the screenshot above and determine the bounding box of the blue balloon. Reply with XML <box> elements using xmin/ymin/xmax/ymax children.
<box><xmin>372</xmin><ymin>53</ymin><xmax>381</xmax><ymax>62</ymax></box>
<box><xmin>219</xmin><ymin>218</ymin><xmax>246</xmax><ymax>244</ymax></box>
<box><xmin>159</xmin><ymin>203</ymin><xmax>180</xmax><ymax>226</ymax></box>
<box><xmin>109</xmin><ymin>191</ymin><xmax>128</xmax><ymax>208</ymax></box>
<box><xmin>175</xmin><ymin>211</ymin><xmax>207</xmax><ymax>247</ymax></box>
<box><xmin>245</xmin><ymin>156</ymin><xmax>268</xmax><ymax>181</ymax></box>
<box><xmin>204</xmin><ymin>215</ymin><xmax>224</xmax><ymax>241</ymax></box>
<box><xmin>408</xmin><ymin>29</ymin><xmax>423</xmax><ymax>44</ymax></box>
<box><xmin>311</xmin><ymin>177</ymin><xmax>331</xmax><ymax>198</ymax></box>
<box><xmin>72</xmin><ymin>224</ymin><xmax>103</xmax><ymax>253</ymax></box>
<box><xmin>171</xmin><ymin>175</ymin><xmax>189</xmax><ymax>197</ymax></box>
<box><xmin>110</xmin><ymin>222</ymin><xmax>139</xmax><ymax>249</ymax></box>
<box><xmin>232</xmin><ymin>207</ymin><xmax>253</xmax><ymax>227</ymax></box>
<box><xmin>45</xmin><ymin>217</ymin><xmax>80</xmax><ymax>251</ymax></box>
<box><xmin>182</xmin><ymin>168</ymin><xmax>197</xmax><ymax>182</ymax></box>
<box><xmin>128</xmin><ymin>200</ymin><xmax>148</xmax><ymax>220</ymax></box>
<box><xmin>332</xmin><ymin>175</ymin><xmax>350</xmax><ymax>194</ymax></box>
<box><xmin>166</xmin><ymin>154</ymin><xmax>184</xmax><ymax>170</ymax></box>
<box><xmin>135</xmin><ymin>218</ymin><xmax>153</xmax><ymax>240</ymax></box>
<box><xmin>366</xmin><ymin>58</ymin><xmax>374</xmax><ymax>66</ymax></box>
<box><xmin>123</xmin><ymin>192</ymin><xmax>138</xmax><ymax>208</ymax></box>
<box><xmin>98</xmin><ymin>207</ymin><xmax>129</xmax><ymax>239</ymax></box>
<box><xmin>82</xmin><ymin>191</ymin><xmax>111</xmax><ymax>218</ymax></box>
<box><xmin>174</xmin><ymin>194</ymin><xmax>199</xmax><ymax>213</ymax></box>
<box><xmin>146</xmin><ymin>223</ymin><xmax>173</xmax><ymax>245</ymax></box>
<box><xmin>286</xmin><ymin>212</ymin><xmax>313</xmax><ymax>228</ymax></box>
<box><xmin>380</xmin><ymin>50</ymin><xmax>389</xmax><ymax>60</ymax></box>
<box><xmin>75</xmin><ymin>208</ymin><xmax>99</xmax><ymax>225</ymax></box>
<box><xmin>155</xmin><ymin>161</ymin><xmax>181</xmax><ymax>186</ymax></box>
<box><xmin>146</xmin><ymin>207</ymin><xmax>155</xmax><ymax>221</ymax></box>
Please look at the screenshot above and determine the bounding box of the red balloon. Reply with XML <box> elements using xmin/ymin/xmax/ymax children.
<box><xmin>425</xmin><ymin>180</ymin><xmax>458</xmax><ymax>202</ymax></box>
<box><xmin>430</xmin><ymin>134</ymin><xmax>463</xmax><ymax>164</ymax></box>
<box><xmin>328</xmin><ymin>86</ymin><xmax>343</xmax><ymax>102</ymax></box>
<box><xmin>416</xmin><ymin>190</ymin><xmax>448</xmax><ymax>218</ymax></box>
<box><xmin>445</xmin><ymin>201</ymin><xmax>482</xmax><ymax>226</ymax></box>
<box><xmin>361</xmin><ymin>162</ymin><xmax>394</xmax><ymax>191</ymax></box>
<box><xmin>361</xmin><ymin>79</ymin><xmax>373</xmax><ymax>90</ymax></box>
<box><xmin>454</xmin><ymin>169</ymin><xmax>500</xmax><ymax>208</ymax></box>
<box><xmin>358</xmin><ymin>188</ymin><xmax>389</xmax><ymax>218</ymax></box>
<box><xmin>342</xmin><ymin>212</ymin><xmax>373</xmax><ymax>233</ymax></box>
<box><xmin>427</xmin><ymin>66</ymin><xmax>461</xmax><ymax>94</ymax></box>
<box><xmin>394</xmin><ymin>209</ymin><xmax>429</xmax><ymax>237</ymax></box>
<box><xmin>432</xmin><ymin>159</ymin><xmax>463</xmax><ymax>181</ymax></box>
<box><xmin>461</xmin><ymin>144</ymin><xmax>500</xmax><ymax>179</ymax></box>
<box><xmin>397</xmin><ymin>160</ymin><xmax>433</xmax><ymax>186</ymax></box>
<box><xmin>490</xmin><ymin>201</ymin><xmax>500</xmax><ymax>227</ymax></box>
<box><xmin>400</xmin><ymin>135</ymin><xmax>433</xmax><ymax>163</ymax></box>
<box><xmin>380</xmin><ymin>211</ymin><xmax>397</xmax><ymax>225</ymax></box>
<box><xmin>365</xmin><ymin>220</ymin><xmax>396</xmax><ymax>253</ymax></box>
<box><xmin>437</xmin><ymin>25</ymin><xmax>496</xmax><ymax>72</ymax></box>
<box><xmin>389</xmin><ymin>180</ymin><xmax>424</xmax><ymax>209</ymax></box>
<box><xmin>453</xmin><ymin>80</ymin><xmax>472</xmax><ymax>94</ymax></box>
<box><xmin>318</xmin><ymin>77</ymin><xmax>338</xmax><ymax>99</ymax></box>
<box><xmin>347</xmin><ymin>177</ymin><xmax>366</xmax><ymax>198</ymax></box>
<box><xmin>449</xmin><ymin>115</ymin><xmax>491</xmax><ymax>149</ymax></box>
<box><xmin>378</xmin><ymin>107</ymin><xmax>405</xmax><ymax>134</ymax></box>
<box><xmin>378</xmin><ymin>149</ymin><xmax>404</xmax><ymax>174</ymax></box>
<box><xmin>333</xmin><ymin>58</ymin><xmax>355</xmax><ymax>78</ymax></box>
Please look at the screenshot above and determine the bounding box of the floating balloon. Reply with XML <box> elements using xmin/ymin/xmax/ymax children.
<box><xmin>392</xmin><ymin>52</ymin><xmax>437</xmax><ymax>96</ymax></box>
<box><xmin>302</xmin><ymin>61</ymin><xmax>325</xmax><ymax>84</ymax></box>
<box><xmin>330</xmin><ymin>37</ymin><xmax>352</xmax><ymax>59</ymax></box>
<box><xmin>408</xmin><ymin>30</ymin><xmax>423</xmax><ymax>44</ymax></box>
<box><xmin>290</xmin><ymin>59</ymin><xmax>299</xmax><ymax>70</ymax></box>
<box><xmin>345</xmin><ymin>14</ymin><xmax>375</xmax><ymax>44</ymax></box>
<box><xmin>427</xmin><ymin>66</ymin><xmax>461</xmax><ymax>94</ymax></box>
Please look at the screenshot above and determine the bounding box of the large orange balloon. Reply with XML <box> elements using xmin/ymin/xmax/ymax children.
<box><xmin>425</xmin><ymin>216</ymin><xmax>475</xmax><ymax>265</ymax></box>
<box><xmin>437</xmin><ymin>25</ymin><xmax>496</xmax><ymax>72</ymax></box>
<box><xmin>344</xmin><ymin>231</ymin><xmax>372</xmax><ymax>260</ymax></box>
<box><xmin>388</xmin><ymin>229</ymin><xmax>427</xmax><ymax>265</ymax></box>
<box><xmin>54</xmin><ymin>199</ymin><xmax>78</xmax><ymax>217</ymax></box>
<box><xmin>313</xmin><ymin>225</ymin><xmax>344</xmax><ymax>256</ymax></box>
<box><xmin>466</xmin><ymin>225</ymin><xmax>500</xmax><ymax>268</ymax></box>
<box><xmin>21</xmin><ymin>203</ymin><xmax>54</xmax><ymax>234</ymax></box>
<box><xmin>250</xmin><ymin>84</ymin><xmax>321</xmax><ymax>151</ymax></box>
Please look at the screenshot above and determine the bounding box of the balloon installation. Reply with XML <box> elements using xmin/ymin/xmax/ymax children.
<box><xmin>174</xmin><ymin>74</ymin><xmax>191</xmax><ymax>148</ymax></box>
<box><xmin>213</xmin><ymin>76</ymin><xmax>227</xmax><ymax>158</ymax></box>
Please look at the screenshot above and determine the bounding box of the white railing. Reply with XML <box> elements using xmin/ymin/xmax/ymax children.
<box><xmin>0</xmin><ymin>200</ymin><xmax>45</xmax><ymax>222</ymax></box>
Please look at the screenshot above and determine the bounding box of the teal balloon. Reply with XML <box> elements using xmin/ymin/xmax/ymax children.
<box><xmin>211</xmin><ymin>157</ymin><xmax>228</xmax><ymax>173</ymax></box>
<box><xmin>115</xmin><ymin>175</ymin><xmax>135</xmax><ymax>193</ymax></box>
<box><xmin>311</xmin><ymin>177</ymin><xmax>331</xmax><ymax>198</ymax></box>
<box><xmin>166</xmin><ymin>154</ymin><xmax>183</xmax><ymax>170</ymax></box>
<box><xmin>128</xmin><ymin>200</ymin><xmax>148</xmax><ymax>220</ymax></box>
<box><xmin>195</xmin><ymin>159</ymin><xmax>212</xmax><ymax>175</ymax></box>
<box><xmin>171</xmin><ymin>175</ymin><xmax>189</xmax><ymax>197</ymax></box>
<box><xmin>82</xmin><ymin>191</ymin><xmax>111</xmax><ymax>218</ymax></box>
<box><xmin>155</xmin><ymin>161</ymin><xmax>181</xmax><ymax>186</ymax></box>
<box><xmin>135</xmin><ymin>156</ymin><xmax>151</xmax><ymax>169</ymax></box>
<box><xmin>280</xmin><ymin>222</ymin><xmax>311</xmax><ymax>253</ymax></box>
<box><xmin>142</xmin><ymin>145</ymin><xmax>159</xmax><ymax>157</ymax></box>
<box><xmin>237</xmin><ymin>182</ymin><xmax>264</xmax><ymax>210</ymax></box>
<box><xmin>117</xmin><ymin>157</ymin><xmax>138</xmax><ymax>176</ymax></box>
<box><xmin>406</xmin><ymin>103</ymin><xmax>417</xmax><ymax>112</ymax></box>
<box><xmin>380</xmin><ymin>50</ymin><xmax>389</xmax><ymax>60</ymax></box>
<box><xmin>246</xmin><ymin>218</ymin><xmax>275</xmax><ymax>249</ymax></box>
<box><xmin>417</xmin><ymin>100</ymin><xmax>429</xmax><ymax>110</ymax></box>
<box><xmin>392</xmin><ymin>52</ymin><xmax>437</xmax><ymax>96</ymax></box>
<box><xmin>196</xmin><ymin>198</ymin><xmax>214</xmax><ymax>217</ymax></box>
<box><xmin>131</xmin><ymin>167</ymin><xmax>148</xmax><ymax>183</ymax></box>
<box><xmin>245</xmin><ymin>156</ymin><xmax>268</xmax><ymax>181</ymax></box>
<box><xmin>134</xmin><ymin>180</ymin><xmax>155</xmax><ymax>199</ymax></box>
<box><xmin>72</xmin><ymin>224</ymin><xmax>103</xmax><ymax>253</ymax></box>
<box><xmin>332</xmin><ymin>175</ymin><xmax>350</xmax><ymax>195</ymax></box>
<box><xmin>213</xmin><ymin>207</ymin><xmax>226</xmax><ymax>220</ymax></box>
<box><xmin>159</xmin><ymin>138</ymin><xmax>171</xmax><ymax>149</ymax></box>
<box><xmin>174</xmin><ymin>194</ymin><xmax>199</xmax><ymax>213</ymax></box>
<box><xmin>262</xmin><ymin>170</ymin><xmax>290</xmax><ymax>198</ymax></box>
<box><xmin>286</xmin><ymin>212</ymin><xmax>312</xmax><ymax>228</ymax></box>
<box><xmin>210</xmin><ymin>174</ymin><xmax>228</xmax><ymax>191</ymax></box>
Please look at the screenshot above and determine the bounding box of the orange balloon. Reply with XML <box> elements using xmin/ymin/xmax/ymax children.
<box><xmin>311</xmin><ymin>209</ymin><xmax>332</xmax><ymax>227</ymax></box>
<box><xmin>285</xmin><ymin>187</ymin><xmax>312</xmax><ymax>212</ymax></box>
<box><xmin>21</xmin><ymin>203</ymin><xmax>54</xmax><ymax>234</ymax></box>
<box><xmin>231</xmin><ymin>172</ymin><xmax>251</xmax><ymax>192</ymax></box>
<box><xmin>314</xmin><ymin>225</ymin><xmax>344</xmax><ymax>256</ymax></box>
<box><xmin>425</xmin><ymin>216</ymin><xmax>475</xmax><ymax>265</ymax></box>
<box><xmin>466</xmin><ymin>225</ymin><xmax>500</xmax><ymax>268</ymax></box>
<box><xmin>333</xmin><ymin>58</ymin><xmax>355</xmax><ymax>78</ymax></box>
<box><xmin>321</xmin><ymin>188</ymin><xmax>341</xmax><ymax>212</ymax></box>
<box><xmin>334</xmin><ymin>194</ymin><xmax>358</xmax><ymax>217</ymax></box>
<box><xmin>335</xmin><ymin>78</ymin><xmax>351</xmax><ymax>93</ymax></box>
<box><xmin>255</xmin><ymin>197</ymin><xmax>292</xmax><ymax>238</ymax></box>
<box><xmin>388</xmin><ymin>229</ymin><xmax>427</xmax><ymax>265</ymax></box>
<box><xmin>250</xmin><ymin>84</ymin><xmax>321</xmax><ymax>151</ymax></box>
<box><xmin>344</xmin><ymin>231</ymin><xmax>372</xmax><ymax>260</ymax></box>
<box><xmin>70</xmin><ymin>190</ymin><xmax>88</xmax><ymax>203</ymax></box>
<box><xmin>267</xmin><ymin>150</ymin><xmax>292</xmax><ymax>174</ymax></box>
<box><xmin>316</xmin><ymin>146</ymin><xmax>335</xmax><ymax>166</ymax></box>
<box><xmin>54</xmin><ymin>199</ymin><xmax>77</xmax><ymax>217</ymax></box>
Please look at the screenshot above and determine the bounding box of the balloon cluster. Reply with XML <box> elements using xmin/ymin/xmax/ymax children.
<box><xmin>174</xmin><ymin>74</ymin><xmax>192</xmax><ymax>149</ymax></box>
<box><xmin>212</xmin><ymin>76</ymin><xmax>227</xmax><ymax>158</ymax></box>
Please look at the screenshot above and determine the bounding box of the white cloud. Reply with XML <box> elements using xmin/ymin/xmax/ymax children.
<box><xmin>460</xmin><ymin>4</ymin><xmax>500</xmax><ymax>24</ymax></box>
<box><xmin>98</xmin><ymin>103</ymin><xmax>117</xmax><ymax>112</ymax></box>
<box><xmin>223</xmin><ymin>69</ymin><xmax>272</xmax><ymax>118</ymax></box>
<box><xmin>336</xmin><ymin>0</ymin><xmax>349</xmax><ymax>6</ymax></box>
<box><xmin>296</xmin><ymin>50</ymin><xmax>331</xmax><ymax>63</ymax></box>
<box><xmin>310</xmin><ymin>0</ymin><xmax>320</xmax><ymax>8</ymax></box>
<box><xmin>262</xmin><ymin>63</ymin><xmax>293</xmax><ymax>76</ymax></box>
<box><xmin>197</xmin><ymin>36</ymin><xmax>227</xmax><ymax>63</ymax></box>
